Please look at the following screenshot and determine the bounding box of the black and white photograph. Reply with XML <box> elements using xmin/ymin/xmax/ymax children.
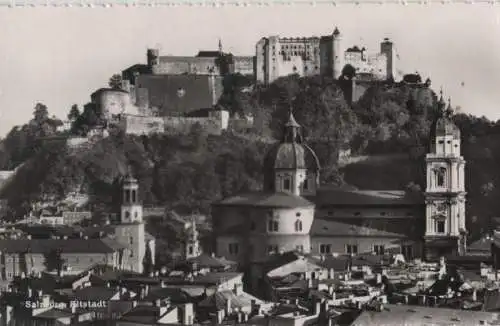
<box><xmin>0</xmin><ymin>2</ymin><xmax>500</xmax><ymax>325</ymax></box>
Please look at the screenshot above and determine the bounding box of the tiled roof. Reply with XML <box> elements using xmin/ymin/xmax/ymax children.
<box><xmin>119</xmin><ymin>305</ymin><xmax>175</xmax><ymax>324</ymax></box>
<box><xmin>198</xmin><ymin>289</ymin><xmax>263</xmax><ymax>310</ymax></box>
<box><xmin>186</xmin><ymin>253</ymin><xmax>237</xmax><ymax>269</ymax></box>
<box><xmin>213</xmin><ymin>191</ymin><xmax>314</xmax><ymax>208</ymax></box>
<box><xmin>352</xmin><ymin>304</ymin><xmax>500</xmax><ymax>326</ymax></box>
<box><xmin>310</xmin><ymin>218</ymin><xmax>408</xmax><ymax>238</ymax></box>
<box><xmin>135</xmin><ymin>74</ymin><xmax>223</xmax><ymax>115</ymax></box>
<box><xmin>143</xmin><ymin>286</ymin><xmax>191</xmax><ymax>303</ymax></box>
<box><xmin>468</xmin><ymin>237</ymin><xmax>492</xmax><ymax>252</ymax></box>
<box><xmin>313</xmin><ymin>188</ymin><xmax>424</xmax><ymax>206</ymax></box>
<box><xmin>70</xmin><ymin>286</ymin><xmax>118</xmax><ymax>302</ymax></box>
<box><xmin>0</xmin><ymin>239</ymin><xmax>122</xmax><ymax>254</ymax></box>
<box><xmin>32</xmin><ymin>308</ymin><xmax>74</xmax><ymax>320</ymax></box>
<box><xmin>267</xmin><ymin>257</ymin><xmax>323</xmax><ymax>278</ymax></box>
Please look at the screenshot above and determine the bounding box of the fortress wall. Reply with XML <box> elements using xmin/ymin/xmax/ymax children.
<box><xmin>154</xmin><ymin>57</ymin><xmax>220</xmax><ymax>75</ymax></box>
<box><xmin>122</xmin><ymin>115</ymin><xmax>165</xmax><ymax>135</ymax></box>
<box><xmin>228</xmin><ymin>118</ymin><xmax>254</xmax><ymax>131</ymax></box>
<box><xmin>163</xmin><ymin>116</ymin><xmax>224</xmax><ymax>135</ymax></box>
<box><xmin>233</xmin><ymin>56</ymin><xmax>255</xmax><ymax>75</ymax></box>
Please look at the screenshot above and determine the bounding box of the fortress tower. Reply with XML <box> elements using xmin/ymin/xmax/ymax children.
<box><xmin>424</xmin><ymin>93</ymin><xmax>467</xmax><ymax>260</ymax></box>
<box><xmin>332</xmin><ymin>27</ymin><xmax>344</xmax><ymax>80</ymax></box>
<box><xmin>113</xmin><ymin>172</ymin><xmax>146</xmax><ymax>273</ymax></box>
<box><xmin>380</xmin><ymin>38</ymin><xmax>396</xmax><ymax>81</ymax></box>
<box><xmin>147</xmin><ymin>48</ymin><xmax>159</xmax><ymax>69</ymax></box>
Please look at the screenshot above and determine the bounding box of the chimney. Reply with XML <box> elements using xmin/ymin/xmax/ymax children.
<box><xmin>144</xmin><ymin>285</ymin><xmax>150</xmax><ymax>297</ymax></box>
<box><xmin>27</xmin><ymin>287</ymin><xmax>32</xmax><ymax>298</ymax></box>
<box><xmin>216</xmin><ymin>309</ymin><xmax>225</xmax><ymax>325</ymax></box>
<box><xmin>155</xmin><ymin>299</ymin><xmax>161</xmax><ymax>307</ymax></box>
<box><xmin>234</xmin><ymin>283</ymin><xmax>243</xmax><ymax>296</ymax></box>
<box><xmin>473</xmin><ymin>289</ymin><xmax>477</xmax><ymax>302</ymax></box>
<box><xmin>313</xmin><ymin>300</ymin><xmax>321</xmax><ymax>315</ymax></box>
<box><xmin>121</xmin><ymin>287</ymin><xmax>127</xmax><ymax>296</ymax></box>
<box><xmin>160</xmin><ymin>280</ymin><xmax>166</xmax><ymax>288</ymax></box>
<box><xmin>328</xmin><ymin>285</ymin><xmax>334</xmax><ymax>296</ymax></box>
<box><xmin>182</xmin><ymin>303</ymin><xmax>193</xmax><ymax>325</ymax></box>
<box><xmin>37</xmin><ymin>289</ymin><xmax>43</xmax><ymax>297</ymax></box>
<box><xmin>71</xmin><ymin>304</ymin><xmax>76</xmax><ymax>314</ymax></box>
<box><xmin>225</xmin><ymin>298</ymin><xmax>231</xmax><ymax>315</ymax></box>
<box><xmin>328</xmin><ymin>268</ymin><xmax>334</xmax><ymax>279</ymax></box>
<box><xmin>140</xmin><ymin>287</ymin><xmax>145</xmax><ymax>300</ymax></box>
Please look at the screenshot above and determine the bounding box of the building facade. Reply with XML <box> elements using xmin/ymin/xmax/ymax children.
<box><xmin>255</xmin><ymin>27</ymin><xmax>397</xmax><ymax>84</ymax></box>
<box><xmin>212</xmin><ymin>94</ymin><xmax>465</xmax><ymax>265</ymax></box>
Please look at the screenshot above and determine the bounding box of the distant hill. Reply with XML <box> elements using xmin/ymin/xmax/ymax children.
<box><xmin>1</xmin><ymin>74</ymin><xmax>500</xmax><ymax>241</ymax></box>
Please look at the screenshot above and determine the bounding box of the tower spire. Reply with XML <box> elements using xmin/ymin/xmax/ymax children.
<box><xmin>218</xmin><ymin>38</ymin><xmax>223</xmax><ymax>54</ymax></box>
<box><xmin>283</xmin><ymin>108</ymin><xmax>301</xmax><ymax>143</ymax></box>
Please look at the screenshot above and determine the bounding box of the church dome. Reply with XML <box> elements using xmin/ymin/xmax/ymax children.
<box><xmin>265</xmin><ymin>143</ymin><xmax>320</xmax><ymax>170</ymax></box>
<box><xmin>264</xmin><ymin>111</ymin><xmax>320</xmax><ymax>171</ymax></box>
<box><xmin>435</xmin><ymin>117</ymin><xmax>460</xmax><ymax>139</ymax></box>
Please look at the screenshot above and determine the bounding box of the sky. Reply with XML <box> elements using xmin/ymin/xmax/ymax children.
<box><xmin>0</xmin><ymin>4</ymin><xmax>500</xmax><ymax>137</ymax></box>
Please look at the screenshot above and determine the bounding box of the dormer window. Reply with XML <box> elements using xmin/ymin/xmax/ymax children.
<box><xmin>303</xmin><ymin>178</ymin><xmax>309</xmax><ymax>190</ymax></box>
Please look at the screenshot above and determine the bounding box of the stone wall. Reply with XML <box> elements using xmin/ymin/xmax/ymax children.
<box><xmin>119</xmin><ymin>110</ymin><xmax>231</xmax><ymax>136</ymax></box>
<box><xmin>153</xmin><ymin>57</ymin><xmax>220</xmax><ymax>75</ymax></box>
<box><xmin>232</xmin><ymin>56</ymin><xmax>255</xmax><ymax>75</ymax></box>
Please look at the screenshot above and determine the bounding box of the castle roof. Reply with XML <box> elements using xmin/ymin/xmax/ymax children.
<box><xmin>135</xmin><ymin>74</ymin><xmax>223</xmax><ymax>115</ymax></box>
<box><xmin>213</xmin><ymin>191</ymin><xmax>314</xmax><ymax>209</ymax></box>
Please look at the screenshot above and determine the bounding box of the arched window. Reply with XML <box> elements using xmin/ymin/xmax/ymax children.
<box><xmin>124</xmin><ymin>190</ymin><xmax>131</xmax><ymax>203</ymax></box>
<box><xmin>268</xmin><ymin>220</ymin><xmax>279</xmax><ymax>232</ymax></box>
<box><xmin>125</xmin><ymin>211</ymin><xmax>131</xmax><ymax>220</ymax></box>
<box><xmin>436</xmin><ymin>167</ymin><xmax>446</xmax><ymax>187</ymax></box>
<box><xmin>131</xmin><ymin>190</ymin><xmax>137</xmax><ymax>203</ymax></box>
<box><xmin>295</xmin><ymin>220</ymin><xmax>303</xmax><ymax>232</ymax></box>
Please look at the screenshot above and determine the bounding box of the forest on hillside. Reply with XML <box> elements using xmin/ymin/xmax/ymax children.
<box><xmin>1</xmin><ymin>73</ymin><xmax>500</xmax><ymax>240</ymax></box>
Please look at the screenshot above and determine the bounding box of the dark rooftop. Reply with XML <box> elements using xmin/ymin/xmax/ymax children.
<box><xmin>313</xmin><ymin>188</ymin><xmax>424</xmax><ymax>206</ymax></box>
<box><xmin>213</xmin><ymin>191</ymin><xmax>314</xmax><ymax>209</ymax></box>
<box><xmin>0</xmin><ymin>238</ymin><xmax>123</xmax><ymax>254</ymax></box>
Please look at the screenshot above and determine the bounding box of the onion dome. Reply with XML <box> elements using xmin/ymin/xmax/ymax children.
<box><xmin>264</xmin><ymin>110</ymin><xmax>320</xmax><ymax>171</ymax></box>
<box><xmin>434</xmin><ymin>93</ymin><xmax>460</xmax><ymax>140</ymax></box>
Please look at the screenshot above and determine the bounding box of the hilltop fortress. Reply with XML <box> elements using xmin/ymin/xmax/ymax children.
<box><xmin>256</xmin><ymin>27</ymin><xmax>398</xmax><ymax>84</ymax></box>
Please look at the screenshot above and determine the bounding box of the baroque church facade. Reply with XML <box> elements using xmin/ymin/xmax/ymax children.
<box><xmin>212</xmin><ymin>93</ymin><xmax>467</xmax><ymax>264</ymax></box>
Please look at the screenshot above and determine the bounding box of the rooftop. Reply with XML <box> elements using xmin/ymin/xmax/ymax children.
<box><xmin>313</xmin><ymin>189</ymin><xmax>423</xmax><ymax>206</ymax></box>
<box><xmin>213</xmin><ymin>191</ymin><xmax>314</xmax><ymax>209</ymax></box>
<box><xmin>352</xmin><ymin>304</ymin><xmax>500</xmax><ymax>326</ymax></box>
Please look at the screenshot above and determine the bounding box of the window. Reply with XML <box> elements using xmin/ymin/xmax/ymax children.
<box><xmin>250</xmin><ymin>221</ymin><xmax>256</xmax><ymax>231</ymax></box>
<box><xmin>435</xmin><ymin>167</ymin><xmax>446</xmax><ymax>187</ymax></box>
<box><xmin>303</xmin><ymin>178</ymin><xmax>309</xmax><ymax>190</ymax></box>
<box><xmin>380</xmin><ymin>212</ymin><xmax>386</xmax><ymax>216</ymax></box>
<box><xmin>228</xmin><ymin>243</ymin><xmax>239</xmax><ymax>255</ymax></box>
<box><xmin>283</xmin><ymin>178</ymin><xmax>291</xmax><ymax>191</ymax></box>
<box><xmin>320</xmin><ymin>244</ymin><xmax>331</xmax><ymax>254</ymax></box>
<box><xmin>295</xmin><ymin>220</ymin><xmax>303</xmax><ymax>232</ymax></box>
<box><xmin>7</xmin><ymin>272</ymin><xmax>12</xmax><ymax>279</ymax></box>
<box><xmin>296</xmin><ymin>245</ymin><xmax>304</xmax><ymax>252</ymax></box>
<box><xmin>125</xmin><ymin>211</ymin><xmax>131</xmax><ymax>220</ymax></box>
<box><xmin>268</xmin><ymin>220</ymin><xmax>279</xmax><ymax>232</ymax></box>
<box><xmin>402</xmin><ymin>245</ymin><xmax>413</xmax><ymax>260</ymax></box>
<box><xmin>436</xmin><ymin>220</ymin><xmax>445</xmax><ymax>233</ymax></box>
<box><xmin>129</xmin><ymin>236</ymin><xmax>133</xmax><ymax>245</ymax></box>
<box><xmin>131</xmin><ymin>190</ymin><xmax>137</xmax><ymax>203</ymax></box>
<box><xmin>373</xmin><ymin>245</ymin><xmax>385</xmax><ymax>255</ymax></box>
<box><xmin>125</xmin><ymin>190</ymin><xmax>130</xmax><ymax>203</ymax></box>
<box><xmin>438</xmin><ymin>140</ymin><xmax>444</xmax><ymax>144</ymax></box>
<box><xmin>346</xmin><ymin>244</ymin><xmax>358</xmax><ymax>255</ymax></box>
<box><xmin>188</xmin><ymin>246</ymin><xmax>193</xmax><ymax>255</ymax></box>
<box><xmin>268</xmin><ymin>245</ymin><xmax>279</xmax><ymax>254</ymax></box>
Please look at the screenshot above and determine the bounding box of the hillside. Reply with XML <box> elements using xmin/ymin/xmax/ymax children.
<box><xmin>1</xmin><ymin>74</ymin><xmax>500</xmax><ymax>240</ymax></box>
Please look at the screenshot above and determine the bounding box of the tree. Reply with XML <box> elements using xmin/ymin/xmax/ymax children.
<box><xmin>109</xmin><ymin>74</ymin><xmax>123</xmax><ymax>89</ymax></box>
<box><xmin>67</xmin><ymin>104</ymin><xmax>81</xmax><ymax>122</ymax></box>
<box><xmin>341</xmin><ymin>64</ymin><xmax>356</xmax><ymax>80</ymax></box>
<box><xmin>143</xmin><ymin>244</ymin><xmax>154</xmax><ymax>275</ymax></box>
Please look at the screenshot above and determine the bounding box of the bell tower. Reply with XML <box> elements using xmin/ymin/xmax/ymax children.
<box><xmin>114</xmin><ymin>170</ymin><xmax>146</xmax><ymax>273</ymax></box>
<box><xmin>184</xmin><ymin>217</ymin><xmax>201</xmax><ymax>260</ymax></box>
<box><xmin>424</xmin><ymin>91</ymin><xmax>467</xmax><ymax>261</ymax></box>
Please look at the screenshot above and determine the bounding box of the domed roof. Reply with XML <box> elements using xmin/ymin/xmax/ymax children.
<box><xmin>264</xmin><ymin>111</ymin><xmax>320</xmax><ymax>171</ymax></box>
<box><xmin>434</xmin><ymin>94</ymin><xmax>460</xmax><ymax>139</ymax></box>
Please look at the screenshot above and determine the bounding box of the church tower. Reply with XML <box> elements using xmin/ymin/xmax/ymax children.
<box><xmin>263</xmin><ymin>110</ymin><xmax>320</xmax><ymax>197</ymax></box>
<box><xmin>184</xmin><ymin>217</ymin><xmax>201</xmax><ymax>260</ymax></box>
<box><xmin>114</xmin><ymin>172</ymin><xmax>146</xmax><ymax>273</ymax></box>
<box><xmin>424</xmin><ymin>92</ymin><xmax>467</xmax><ymax>261</ymax></box>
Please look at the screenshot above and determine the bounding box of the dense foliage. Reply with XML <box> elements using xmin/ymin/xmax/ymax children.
<box><xmin>2</xmin><ymin>74</ymin><xmax>500</xmax><ymax>240</ymax></box>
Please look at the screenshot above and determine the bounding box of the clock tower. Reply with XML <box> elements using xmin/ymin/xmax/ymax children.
<box><xmin>424</xmin><ymin>93</ymin><xmax>467</xmax><ymax>261</ymax></box>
